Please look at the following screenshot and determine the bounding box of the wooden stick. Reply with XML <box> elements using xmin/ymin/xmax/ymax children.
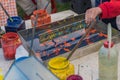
<box><xmin>0</xmin><ymin>2</ymin><xmax>13</xmax><ymax>22</ymax></box>
<box><xmin>66</xmin><ymin>21</ymin><xmax>96</xmax><ymax>60</ymax></box>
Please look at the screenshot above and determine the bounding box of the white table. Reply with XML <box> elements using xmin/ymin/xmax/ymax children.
<box><xmin>71</xmin><ymin>43</ymin><xmax>120</xmax><ymax>80</ymax></box>
<box><xmin>25</xmin><ymin>10</ymin><xmax>78</xmax><ymax>29</ymax></box>
<box><xmin>1</xmin><ymin>10</ymin><xmax>120</xmax><ymax>80</ymax></box>
<box><xmin>0</xmin><ymin>10</ymin><xmax>78</xmax><ymax>76</ymax></box>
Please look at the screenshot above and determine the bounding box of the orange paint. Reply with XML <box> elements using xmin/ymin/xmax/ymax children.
<box><xmin>86</xmin><ymin>39</ymin><xmax>93</xmax><ymax>44</ymax></box>
<box><xmin>40</xmin><ymin>43</ymin><xmax>45</xmax><ymax>47</ymax></box>
<box><xmin>64</xmin><ymin>48</ymin><xmax>70</xmax><ymax>52</ymax></box>
<box><xmin>47</xmin><ymin>29</ymin><xmax>52</xmax><ymax>33</ymax></box>
<box><xmin>71</xmin><ymin>38</ymin><xmax>75</xmax><ymax>41</ymax></box>
<box><xmin>47</xmin><ymin>41</ymin><xmax>54</xmax><ymax>45</ymax></box>
<box><xmin>64</xmin><ymin>42</ymin><xmax>71</xmax><ymax>47</ymax></box>
<box><xmin>54</xmin><ymin>48</ymin><xmax>61</xmax><ymax>55</ymax></box>
<box><xmin>103</xmin><ymin>34</ymin><xmax>107</xmax><ymax>38</ymax></box>
<box><xmin>90</xmin><ymin>29</ymin><xmax>96</xmax><ymax>33</ymax></box>
<box><xmin>99</xmin><ymin>32</ymin><xmax>107</xmax><ymax>38</ymax></box>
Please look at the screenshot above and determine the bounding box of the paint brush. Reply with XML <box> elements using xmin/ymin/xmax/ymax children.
<box><xmin>66</xmin><ymin>21</ymin><xmax>96</xmax><ymax>60</ymax></box>
<box><xmin>0</xmin><ymin>2</ymin><xmax>13</xmax><ymax>22</ymax></box>
<box><xmin>30</xmin><ymin>14</ymin><xmax>38</xmax><ymax>49</ymax></box>
<box><xmin>107</xmin><ymin>23</ymin><xmax>112</xmax><ymax>59</ymax></box>
<box><xmin>30</xmin><ymin>0</ymin><xmax>50</xmax><ymax>49</ymax></box>
<box><xmin>44</xmin><ymin>0</ymin><xmax>51</xmax><ymax>10</ymax></box>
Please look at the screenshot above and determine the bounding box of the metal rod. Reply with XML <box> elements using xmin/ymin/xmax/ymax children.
<box><xmin>44</xmin><ymin>0</ymin><xmax>51</xmax><ymax>10</ymax></box>
<box><xmin>78</xmin><ymin>64</ymin><xmax>80</xmax><ymax>75</ymax></box>
<box><xmin>30</xmin><ymin>14</ymin><xmax>38</xmax><ymax>49</ymax></box>
<box><xmin>30</xmin><ymin>0</ymin><xmax>50</xmax><ymax>48</ymax></box>
<box><xmin>66</xmin><ymin>21</ymin><xmax>96</xmax><ymax>60</ymax></box>
<box><xmin>0</xmin><ymin>2</ymin><xmax>13</xmax><ymax>22</ymax></box>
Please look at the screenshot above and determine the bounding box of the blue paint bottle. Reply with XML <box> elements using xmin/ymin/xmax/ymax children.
<box><xmin>5</xmin><ymin>16</ymin><xmax>25</xmax><ymax>32</ymax></box>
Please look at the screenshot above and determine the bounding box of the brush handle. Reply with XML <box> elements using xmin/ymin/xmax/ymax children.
<box><xmin>66</xmin><ymin>21</ymin><xmax>96</xmax><ymax>60</ymax></box>
<box><xmin>44</xmin><ymin>0</ymin><xmax>51</xmax><ymax>10</ymax></box>
<box><xmin>0</xmin><ymin>2</ymin><xmax>13</xmax><ymax>22</ymax></box>
<box><xmin>30</xmin><ymin>14</ymin><xmax>38</xmax><ymax>49</ymax></box>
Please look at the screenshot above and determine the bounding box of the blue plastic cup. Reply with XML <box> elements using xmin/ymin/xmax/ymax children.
<box><xmin>5</xmin><ymin>16</ymin><xmax>25</xmax><ymax>32</ymax></box>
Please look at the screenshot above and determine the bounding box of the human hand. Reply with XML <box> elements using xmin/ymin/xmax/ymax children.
<box><xmin>85</xmin><ymin>7</ymin><xmax>102</xmax><ymax>25</ymax></box>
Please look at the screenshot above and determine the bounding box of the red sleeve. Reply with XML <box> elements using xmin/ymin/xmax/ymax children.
<box><xmin>99</xmin><ymin>1</ymin><xmax>120</xmax><ymax>19</ymax></box>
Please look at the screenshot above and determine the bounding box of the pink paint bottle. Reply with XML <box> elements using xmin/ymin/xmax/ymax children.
<box><xmin>67</xmin><ymin>75</ymin><xmax>83</xmax><ymax>80</ymax></box>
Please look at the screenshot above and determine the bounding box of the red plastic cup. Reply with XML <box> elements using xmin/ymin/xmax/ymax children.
<box><xmin>67</xmin><ymin>75</ymin><xmax>83</xmax><ymax>80</ymax></box>
<box><xmin>1</xmin><ymin>32</ymin><xmax>21</xmax><ymax>60</ymax></box>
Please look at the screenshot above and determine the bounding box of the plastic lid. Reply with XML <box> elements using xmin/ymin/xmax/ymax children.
<box><xmin>7</xmin><ymin>16</ymin><xmax>22</xmax><ymax>27</ymax></box>
<box><xmin>67</xmin><ymin>75</ymin><xmax>83</xmax><ymax>80</ymax></box>
<box><xmin>48</xmin><ymin>56</ymin><xmax>69</xmax><ymax>70</ymax></box>
<box><xmin>104</xmin><ymin>41</ymin><xmax>114</xmax><ymax>48</ymax></box>
<box><xmin>2</xmin><ymin>32</ymin><xmax>19</xmax><ymax>43</ymax></box>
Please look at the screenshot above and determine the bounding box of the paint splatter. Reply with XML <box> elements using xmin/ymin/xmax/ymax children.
<box><xmin>54</xmin><ymin>48</ymin><xmax>61</xmax><ymax>55</ymax></box>
<box><xmin>47</xmin><ymin>41</ymin><xmax>54</xmax><ymax>45</ymax></box>
<box><xmin>64</xmin><ymin>42</ymin><xmax>71</xmax><ymax>47</ymax></box>
<box><xmin>99</xmin><ymin>32</ymin><xmax>107</xmax><ymax>38</ymax></box>
<box><xmin>71</xmin><ymin>38</ymin><xmax>75</xmax><ymax>41</ymax></box>
<box><xmin>90</xmin><ymin>29</ymin><xmax>96</xmax><ymax>33</ymax></box>
<box><xmin>64</xmin><ymin>48</ymin><xmax>70</xmax><ymax>52</ymax></box>
<box><xmin>40</xmin><ymin>43</ymin><xmax>45</xmax><ymax>47</ymax></box>
<box><xmin>46</xmin><ymin>29</ymin><xmax>52</xmax><ymax>33</ymax></box>
<box><xmin>86</xmin><ymin>39</ymin><xmax>93</xmax><ymax>44</ymax></box>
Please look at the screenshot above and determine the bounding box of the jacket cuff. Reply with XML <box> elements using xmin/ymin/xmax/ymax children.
<box><xmin>99</xmin><ymin>4</ymin><xmax>108</xmax><ymax>19</ymax></box>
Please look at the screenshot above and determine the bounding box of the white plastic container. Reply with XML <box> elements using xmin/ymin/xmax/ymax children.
<box><xmin>99</xmin><ymin>41</ymin><xmax>118</xmax><ymax>80</ymax></box>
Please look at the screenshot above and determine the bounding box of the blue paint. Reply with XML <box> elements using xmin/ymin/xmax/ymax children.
<box><xmin>7</xmin><ymin>16</ymin><xmax>22</xmax><ymax>27</ymax></box>
<box><xmin>5</xmin><ymin>16</ymin><xmax>25</xmax><ymax>32</ymax></box>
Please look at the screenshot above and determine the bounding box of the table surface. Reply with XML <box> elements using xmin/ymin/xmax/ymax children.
<box><xmin>1</xmin><ymin>10</ymin><xmax>120</xmax><ymax>80</ymax></box>
<box><xmin>0</xmin><ymin>10</ymin><xmax>78</xmax><ymax>76</ymax></box>
<box><xmin>71</xmin><ymin>43</ymin><xmax>120</xmax><ymax>80</ymax></box>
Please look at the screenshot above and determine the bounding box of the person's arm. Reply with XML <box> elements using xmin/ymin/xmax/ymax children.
<box><xmin>85</xmin><ymin>7</ymin><xmax>102</xmax><ymax>24</ymax></box>
<box><xmin>16</xmin><ymin>0</ymin><xmax>36</xmax><ymax>15</ymax></box>
<box><xmin>99</xmin><ymin>1</ymin><xmax>120</xmax><ymax>19</ymax></box>
<box><xmin>85</xmin><ymin>0</ymin><xmax>120</xmax><ymax>24</ymax></box>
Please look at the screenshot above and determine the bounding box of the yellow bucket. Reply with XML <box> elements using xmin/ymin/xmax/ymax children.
<box><xmin>0</xmin><ymin>68</ymin><xmax>3</xmax><ymax>80</ymax></box>
<box><xmin>48</xmin><ymin>56</ymin><xmax>74</xmax><ymax>80</ymax></box>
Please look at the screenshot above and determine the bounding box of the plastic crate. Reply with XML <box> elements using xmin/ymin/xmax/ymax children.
<box><xmin>18</xmin><ymin>14</ymin><xmax>107</xmax><ymax>61</ymax></box>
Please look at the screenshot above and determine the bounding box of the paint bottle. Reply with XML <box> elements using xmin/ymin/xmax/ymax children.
<box><xmin>0</xmin><ymin>68</ymin><xmax>4</xmax><ymax>80</ymax></box>
<box><xmin>5</xmin><ymin>16</ymin><xmax>25</xmax><ymax>32</ymax></box>
<box><xmin>48</xmin><ymin>56</ymin><xmax>74</xmax><ymax>80</ymax></box>
<box><xmin>31</xmin><ymin>9</ymin><xmax>51</xmax><ymax>27</ymax></box>
<box><xmin>99</xmin><ymin>41</ymin><xmax>118</xmax><ymax>80</ymax></box>
<box><xmin>1</xmin><ymin>32</ymin><xmax>21</xmax><ymax>60</ymax></box>
<box><xmin>67</xmin><ymin>75</ymin><xmax>83</xmax><ymax>80</ymax></box>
